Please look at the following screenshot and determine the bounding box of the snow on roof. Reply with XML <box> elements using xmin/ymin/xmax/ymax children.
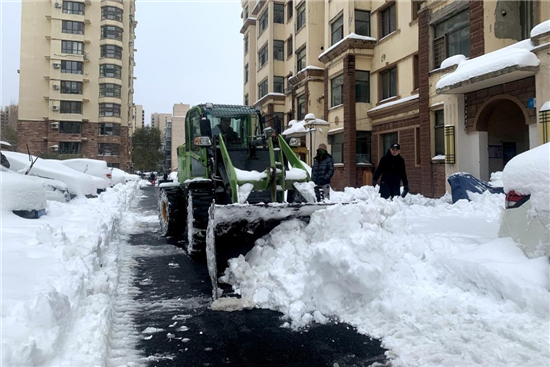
<box><xmin>502</xmin><ymin>143</ymin><xmax>550</xmax><ymax>217</ymax></box>
<box><xmin>368</xmin><ymin>94</ymin><xmax>419</xmax><ymax>113</ymax></box>
<box><xmin>282</xmin><ymin>115</ymin><xmax>329</xmax><ymax>136</ymax></box>
<box><xmin>530</xmin><ymin>20</ymin><xmax>550</xmax><ymax>38</ymax></box>
<box><xmin>1</xmin><ymin>140</ymin><xmax>12</xmax><ymax>147</ymax></box>
<box><xmin>436</xmin><ymin>40</ymin><xmax>539</xmax><ymax>91</ymax></box>
<box><xmin>540</xmin><ymin>101</ymin><xmax>550</xmax><ymax>112</ymax></box>
<box><xmin>318</xmin><ymin>33</ymin><xmax>376</xmax><ymax>60</ymax></box>
<box><xmin>440</xmin><ymin>54</ymin><xmax>467</xmax><ymax>69</ymax></box>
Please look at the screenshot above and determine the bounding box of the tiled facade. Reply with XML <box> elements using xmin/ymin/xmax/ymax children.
<box><xmin>242</xmin><ymin>0</ymin><xmax>550</xmax><ymax>197</ymax></box>
<box><xmin>17</xmin><ymin>0</ymin><xmax>137</xmax><ymax>170</ymax></box>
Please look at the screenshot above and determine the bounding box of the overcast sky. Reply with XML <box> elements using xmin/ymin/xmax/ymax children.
<box><xmin>1</xmin><ymin>0</ymin><xmax>244</xmax><ymax>117</ymax></box>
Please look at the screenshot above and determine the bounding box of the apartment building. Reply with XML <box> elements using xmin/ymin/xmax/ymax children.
<box><xmin>17</xmin><ymin>0</ymin><xmax>137</xmax><ymax>169</ymax></box>
<box><xmin>171</xmin><ymin>103</ymin><xmax>190</xmax><ymax>171</ymax></box>
<box><xmin>151</xmin><ymin>112</ymin><xmax>171</xmax><ymax>133</ymax></box>
<box><xmin>130</xmin><ymin>103</ymin><xmax>144</xmax><ymax>134</ymax></box>
<box><xmin>241</xmin><ymin>0</ymin><xmax>550</xmax><ymax>197</ymax></box>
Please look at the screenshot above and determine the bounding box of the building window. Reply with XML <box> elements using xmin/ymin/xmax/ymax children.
<box><xmin>520</xmin><ymin>1</ymin><xmax>536</xmax><ymax>40</ymax></box>
<box><xmin>101</xmin><ymin>6</ymin><xmax>123</xmax><ymax>22</ymax></box>
<box><xmin>413</xmin><ymin>54</ymin><xmax>419</xmax><ymax>90</ymax></box>
<box><xmin>101</xmin><ymin>45</ymin><xmax>123</xmax><ymax>59</ymax></box>
<box><xmin>61</xmin><ymin>60</ymin><xmax>83</xmax><ymax>74</ymax></box>
<box><xmin>381</xmin><ymin>131</ymin><xmax>398</xmax><ymax>153</ymax></box>
<box><xmin>296</xmin><ymin>46</ymin><xmax>306</xmax><ymax>72</ymax></box>
<box><xmin>59</xmin><ymin>142</ymin><xmax>81</xmax><ymax>154</ymax></box>
<box><xmin>331</xmin><ymin>15</ymin><xmax>344</xmax><ymax>45</ymax></box>
<box><xmin>355</xmin><ymin>70</ymin><xmax>370</xmax><ymax>103</ymax></box>
<box><xmin>259</xmin><ymin>8</ymin><xmax>269</xmax><ymax>35</ymax></box>
<box><xmin>100</xmin><ymin>64</ymin><xmax>122</xmax><ymax>79</ymax></box>
<box><xmin>61</xmin><ymin>40</ymin><xmax>83</xmax><ymax>55</ymax></box>
<box><xmin>274</xmin><ymin>76</ymin><xmax>284</xmax><ymax>93</ymax></box>
<box><xmin>433</xmin><ymin>10</ymin><xmax>469</xmax><ymax>69</ymax></box>
<box><xmin>258</xmin><ymin>79</ymin><xmax>268</xmax><ymax>98</ymax></box>
<box><xmin>98</xmin><ymin>143</ymin><xmax>120</xmax><ymax>156</ymax></box>
<box><xmin>99</xmin><ymin>83</ymin><xmax>122</xmax><ymax>98</ymax></box>
<box><xmin>356</xmin><ymin>131</ymin><xmax>372</xmax><ymax>164</ymax></box>
<box><xmin>274</xmin><ymin>3</ymin><xmax>284</xmax><ymax>24</ymax></box>
<box><xmin>62</xmin><ymin>1</ymin><xmax>84</xmax><ymax>15</ymax></box>
<box><xmin>99</xmin><ymin>103</ymin><xmax>121</xmax><ymax>117</ymax></box>
<box><xmin>297</xmin><ymin>94</ymin><xmax>305</xmax><ymax>120</ymax></box>
<box><xmin>274</xmin><ymin>40</ymin><xmax>284</xmax><ymax>61</ymax></box>
<box><xmin>434</xmin><ymin>109</ymin><xmax>444</xmax><ymax>156</ymax></box>
<box><xmin>355</xmin><ymin>10</ymin><xmax>371</xmax><ymax>36</ymax></box>
<box><xmin>99</xmin><ymin>123</ymin><xmax>121</xmax><ymax>136</ymax></box>
<box><xmin>296</xmin><ymin>2</ymin><xmax>306</xmax><ymax>30</ymax></box>
<box><xmin>60</xmin><ymin>121</ymin><xmax>81</xmax><ymax>134</ymax></box>
<box><xmin>244</xmin><ymin>34</ymin><xmax>249</xmax><ymax>54</ymax></box>
<box><xmin>286</xmin><ymin>36</ymin><xmax>293</xmax><ymax>57</ymax></box>
<box><xmin>244</xmin><ymin>94</ymin><xmax>249</xmax><ymax>106</ymax></box>
<box><xmin>412</xmin><ymin>0</ymin><xmax>421</xmax><ymax>21</ymax></box>
<box><xmin>330</xmin><ymin>133</ymin><xmax>344</xmax><ymax>163</ymax></box>
<box><xmin>380</xmin><ymin>3</ymin><xmax>396</xmax><ymax>38</ymax></box>
<box><xmin>60</xmin><ymin>101</ymin><xmax>83</xmax><ymax>114</ymax></box>
<box><xmin>287</xmin><ymin>2</ymin><xmax>293</xmax><ymax>21</ymax></box>
<box><xmin>331</xmin><ymin>74</ymin><xmax>343</xmax><ymax>107</ymax></box>
<box><xmin>380</xmin><ymin>67</ymin><xmax>397</xmax><ymax>100</ymax></box>
<box><xmin>101</xmin><ymin>25</ymin><xmax>123</xmax><ymax>41</ymax></box>
<box><xmin>108</xmin><ymin>163</ymin><xmax>120</xmax><ymax>168</ymax></box>
<box><xmin>62</xmin><ymin>20</ymin><xmax>84</xmax><ymax>35</ymax></box>
<box><xmin>244</xmin><ymin>63</ymin><xmax>249</xmax><ymax>84</ymax></box>
<box><xmin>258</xmin><ymin>43</ymin><xmax>268</xmax><ymax>68</ymax></box>
<box><xmin>61</xmin><ymin>81</ymin><xmax>83</xmax><ymax>94</ymax></box>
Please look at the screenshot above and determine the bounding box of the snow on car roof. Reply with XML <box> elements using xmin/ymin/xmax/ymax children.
<box><xmin>1</xmin><ymin>168</ymin><xmax>47</xmax><ymax>211</ymax></box>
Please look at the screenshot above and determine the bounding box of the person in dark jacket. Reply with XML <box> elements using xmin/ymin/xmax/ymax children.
<box><xmin>311</xmin><ymin>143</ymin><xmax>334</xmax><ymax>200</ymax></box>
<box><xmin>372</xmin><ymin>143</ymin><xmax>409</xmax><ymax>199</ymax></box>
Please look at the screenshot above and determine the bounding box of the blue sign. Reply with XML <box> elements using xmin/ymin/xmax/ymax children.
<box><xmin>528</xmin><ymin>98</ymin><xmax>536</xmax><ymax>109</ymax></box>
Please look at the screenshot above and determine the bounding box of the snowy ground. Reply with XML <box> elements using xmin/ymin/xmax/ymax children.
<box><xmin>2</xmin><ymin>180</ymin><xmax>549</xmax><ymax>366</ymax></box>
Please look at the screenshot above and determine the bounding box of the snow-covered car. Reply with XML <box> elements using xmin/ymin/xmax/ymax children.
<box><xmin>1</xmin><ymin>168</ymin><xmax>47</xmax><ymax>218</ymax></box>
<box><xmin>498</xmin><ymin>143</ymin><xmax>550</xmax><ymax>258</ymax></box>
<box><xmin>3</xmin><ymin>151</ymin><xmax>98</xmax><ymax>198</ymax></box>
<box><xmin>111</xmin><ymin>167</ymin><xmax>139</xmax><ymax>184</ymax></box>
<box><xmin>447</xmin><ymin>172</ymin><xmax>504</xmax><ymax>203</ymax></box>
<box><xmin>59</xmin><ymin>158</ymin><xmax>113</xmax><ymax>187</ymax></box>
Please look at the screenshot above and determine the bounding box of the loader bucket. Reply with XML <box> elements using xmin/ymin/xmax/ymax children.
<box><xmin>205</xmin><ymin>201</ymin><xmax>333</xmax><ymax>299</ymax></box>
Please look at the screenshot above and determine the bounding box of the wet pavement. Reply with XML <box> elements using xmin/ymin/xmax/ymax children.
<box><xmin>130</xmin><ymin>186</ymin><xmax>387</xmax><ymax>366</ymax></box>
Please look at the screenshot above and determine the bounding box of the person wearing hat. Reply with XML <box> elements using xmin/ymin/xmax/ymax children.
<box><xmin>311</xmin><ymin>143</ymin><xmax>334</xmax><ymax>200</ymax></box>
<box><xmin>372</xmin><ymin>142</ymin><xmax>409</xmax><ymax>199</ymax></box>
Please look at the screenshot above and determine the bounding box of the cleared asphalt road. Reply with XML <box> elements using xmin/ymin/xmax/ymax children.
<box><xmin>131</xmin><ymin>186</ymin><xmax>387</xmax><ymax>366</ymax></box>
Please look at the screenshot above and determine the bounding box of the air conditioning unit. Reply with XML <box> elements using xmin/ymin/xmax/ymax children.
<box><xmin>53</xmin><ymin>84</ymin><xmax>59</xmax><ymax>90</ymax></box>
<box><xmin>52</xmin><ymin>62</ymin><xmax>61</xmax><ymax>69</ymax></box>
<box><xmin>52</xmin><ymin>105</ymin><xmax>59</xmax><ymax>111</ymax></box>
<box><xmin>54</xmin><ymin>2</ymin><xmax>61</xmax><ymax>8</ymax></box>
<box><xmin>50</xmin><ymin>145</ymin><xmax>59</xmax><ymax>151</ymax></box>
<box><xmin>51</xmin><ymin>122</ymin><xmax>59</xmax><ymax>129</ymax></box>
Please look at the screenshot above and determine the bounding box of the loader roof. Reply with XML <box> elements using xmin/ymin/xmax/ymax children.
<box><xmin>200</xmin><ymin>104</ymin><xmax>259</xmax><ymax>118</ymax></box>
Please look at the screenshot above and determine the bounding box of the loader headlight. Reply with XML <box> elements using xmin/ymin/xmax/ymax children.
<box><xmin>194</xmin><ymin>136</ymin><xmax>212</xmax><ymax>147</ymax></box>
<box><xmin>289</xmin><ymin>138</ymin><xmax>301</xmax><ymax>147</ymax></box>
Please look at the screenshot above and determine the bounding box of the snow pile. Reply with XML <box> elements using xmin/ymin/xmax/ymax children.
<box><xmin>222</xmin><ymin>185</ymin><xmax>550</xmax><ymax>366</ymax></box>
<box><xmin>436</xmin><ymin>40</ymin><xmax>540</xmax><ymax>90</ymax></box>
<box><xmin>502</xmin><ymin>143</ymin><xmax>550</xmax><ymax>220</ymax></box>
<box><xmin>440</xmin><ymin>54</ymin><xmax>467</xmax><ymax>69</ymax></box>
<box><xmin>531</xmin><ymin>20</ymin><xmax>550</xmax><ymax>38</ymax></box>
<box><xmin>1</xmin><ymin>181</ymin><xmax>144</xmax><ymax>366</ymax></box>
<box><xmin>318</xmin><ymin>32</ymin><xmax>376</xmax><ymax>60</ymax></box>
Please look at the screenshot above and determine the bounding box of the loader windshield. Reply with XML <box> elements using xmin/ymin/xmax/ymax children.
<box><xmin>210</xmin><ymin>114</ymin><xmax>255</xmax><ymax>148</ymax></box>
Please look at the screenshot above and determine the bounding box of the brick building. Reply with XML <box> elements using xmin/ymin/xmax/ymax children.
<box><xmin>241</xmin><ymin>0</ymin><xmax>550</xmax><ymax>197</ymax></box>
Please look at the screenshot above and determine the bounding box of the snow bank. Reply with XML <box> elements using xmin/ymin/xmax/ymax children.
<box><xmin>1</xmin><ymin>181</ymin><xmax>143</xmax><ymax>366</ymax></box>
<box><xmin>222</xmin><ymin>185</ymin><xmax>549</xmax><ymax>366</ymax></box>
<box><xmin>436</xmin><ymin>40</ymin><xmax>539</xmax><ymax>90</ymax></box>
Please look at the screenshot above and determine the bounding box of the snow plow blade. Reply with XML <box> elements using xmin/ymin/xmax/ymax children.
<box><xmin>206</xmin><ymin>202</ymin><xmax>333</xmax><ymax>299</ymax></box>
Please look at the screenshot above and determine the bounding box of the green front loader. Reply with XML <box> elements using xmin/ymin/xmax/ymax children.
<box><xmin>158</xmin><ymin>103</ymin><xmax>330</xmax><ymax>298</ymax></box>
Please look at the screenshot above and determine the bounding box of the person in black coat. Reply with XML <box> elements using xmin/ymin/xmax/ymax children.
<box><xmin>311</xmin><ymin>143</ymin><xmax>334</xmax><ymax>200</ymax></box>
<box><xmin>372</xmin><ymin>143</ymin><xmax>409</xmax><ymax>199</ymax></box>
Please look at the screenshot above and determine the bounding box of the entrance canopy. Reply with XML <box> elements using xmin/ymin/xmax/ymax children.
<box><xmin>436</xmin><ymin>40</ymin><xmax>539</xmax><ymax>94</ymax></box>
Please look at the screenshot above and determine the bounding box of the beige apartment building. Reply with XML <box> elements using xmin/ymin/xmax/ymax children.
<box><xmin>130</xmin><ymin>103</ymin><xmax>144</xmax><ymax>134</ymax></box>
<box><xmin>241</xmin><ymin>0</ymin><xmax>550</xmax><ymax>197</ymax></box>
<box><xmin>151</xmin><ymin>112</ymin><xmax>171</xmax><ymax>134</ymax></box>
<box><xmin>170</xmin><ymin>103</ymin><xmax>190</xmax><ymax>171</ymax></box>
<box><xmin>17</xmin><ymin>0</ymin><xmax>137</xmax><ymax>169</ymax></box>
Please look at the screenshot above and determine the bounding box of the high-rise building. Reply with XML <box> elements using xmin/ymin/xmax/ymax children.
<box><xmin>130</xmin><ymin>104</ymin><xmax>143</xmax><ymax>135</ymax></box>
<box><xmin>171</xmin><ymin>103</ymin><xmax>190</xmax><ymax>171</ymax></box>
<box><xmin>17</xmin><ymin>0</ymin><xmax>137</xmax><ymax>169</ymax></box>
<box><xmin>242</xmin><ymin>0</ymin><xmax>550</xmax><ymax>197</ymax></box>
<box><xmin>151</xmin><ymin>112</ymin><xmax>171</xmax><ymax>134</ymax></box>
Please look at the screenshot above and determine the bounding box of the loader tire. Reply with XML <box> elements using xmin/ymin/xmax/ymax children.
<box><xmin>186</xmin><ymin>182</ymin><xmax>214</xmax><ymax>256</ymax></box>
<box><xmin>159</xmin><ymin>186</ymin><xmax>185</xmax><ymax>237</ymax></box>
